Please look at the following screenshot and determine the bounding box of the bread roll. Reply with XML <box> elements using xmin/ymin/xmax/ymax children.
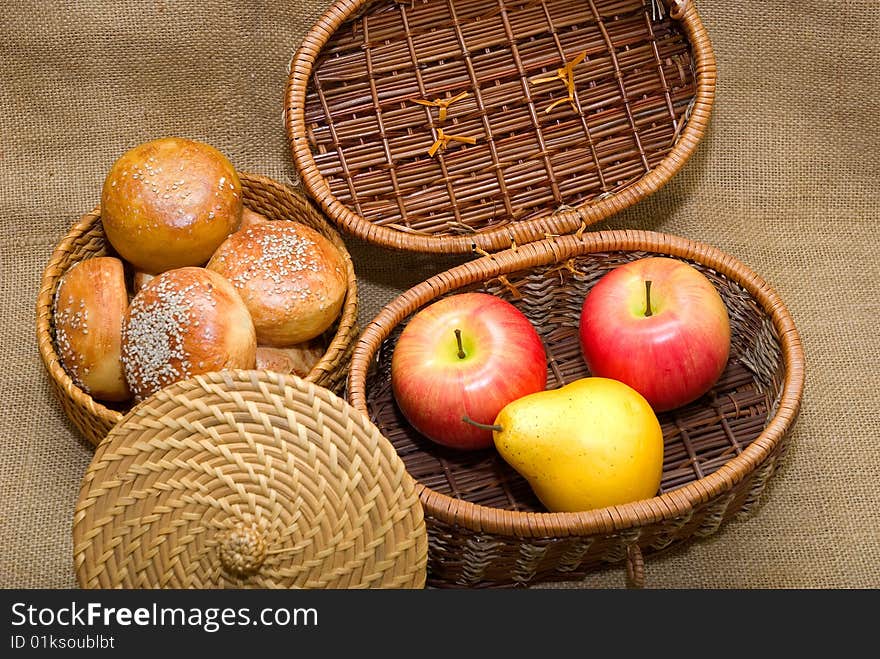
<box><xmin>121</xmin><ymin>267</ymin><xmax>256</xmax><ymax>401</ymax></box>
<box><xmin>239</xmin><ymin>207</ymin><xmax>269</xmax><ymax>231</ymax></box>
<box><xmin>131</xmin><ymin>270</ymin><xmax>154</xmax><ymax>294</ymax></box>
<box><xmin>255</xmin><ymin>340</ymin><xmax>326</xmax><ymax>377</ymax></box>
<box><xmin>53</xmin><ymin>257</ymin><xmax>131</xmax><ymax>402</ymax></box>
<box><xmin>101</xmin><ymin>137</ymin><xmax>242</xmax><ymax>274</ymax></box>
<box><xmin>206</xmin><ymin>221</ymin><xmax>347</xmax><ymax>346</ymax></box>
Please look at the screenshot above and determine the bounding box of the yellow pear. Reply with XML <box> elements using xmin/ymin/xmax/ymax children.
<box><xmin>491</xmin><ymin>377</ymin><xmax>664</xmax><ymax>513</ymax></box>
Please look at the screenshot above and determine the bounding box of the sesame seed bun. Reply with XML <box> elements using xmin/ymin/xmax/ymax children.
<box><xmin>101</xmin><ymin>137</ymin><xmax>242</xmax><ymax>275</ymax></box>
<box><xmin>121</xmin><ymin>267</ymin><xmax>256</xmax><ymax>401</ymax></box>
<box><xmin>53</xmin><ymin>257</ymin><xmax>131</xmax><ymax>402</ymax></box>
<box><xmin>206</xmin><ymin>221</ymin><xmax>347</xmax><ymax>346</ymax></box>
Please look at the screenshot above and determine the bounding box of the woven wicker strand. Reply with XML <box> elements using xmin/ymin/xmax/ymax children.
<box><xmin>36</xmin><ymin>173</ymin><xmax>359</xmax><ymax>447</ymax></box>
<box><xmin>347</xmin><ymin>229</ymin><xmax>805</xmax><ymax>587</ymax></box>
<box><xmin>73</xmin><ymin>370</ymin><xmax>428</xmax><ymax>589</ymax></box>
<box><xmin>286</xmin><ymin>0</ymin><xmax>716</xmax><ymax>252</ymax></box>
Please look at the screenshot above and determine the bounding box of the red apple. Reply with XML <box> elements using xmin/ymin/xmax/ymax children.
<box><xmin>391</xmin><ymin>292</ymin><xmax>547</xmax><ymax>450</ymax></box>
<box><xmin>578</xmin><ymin>257</ymin><xmax>731</xmax><ymax>412</ymax></box>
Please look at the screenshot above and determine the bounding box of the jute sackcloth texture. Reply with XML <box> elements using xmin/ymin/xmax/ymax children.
<box><xmin>1</xmin><ymin>0</ymin><xmax>877</xmax><ymax>588</ymax></box>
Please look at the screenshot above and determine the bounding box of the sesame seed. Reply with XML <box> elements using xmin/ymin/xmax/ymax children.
<box><xmin>53</xmin><ymin>274</ymin><xmax>90</xmax><ymax>391</ymax></box>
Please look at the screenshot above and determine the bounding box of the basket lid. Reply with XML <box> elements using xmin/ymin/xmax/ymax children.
<box><xmin>72</xmin><ymin>370</ymin><xmax>428</xmax><ymax>588</ymax></box>
<box><xmin>286</xmin><ymin>0</ymin><xmax>715</xmax><ymax>253</ymax></box>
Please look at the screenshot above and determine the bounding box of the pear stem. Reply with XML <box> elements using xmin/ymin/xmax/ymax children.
<box><xmin>454</xmin><ymin>328</ymin><xmax>466</xmax><ymax>359</ymax></box>
<box><xmin>644</xmin><ymin>280</ymin><xmax>653</xmax><ymax>317</ymax></box>
<box><xmin>461</xmin><ymin>416</ymin><xmax>503</xmax><ymax>432</ymax></box>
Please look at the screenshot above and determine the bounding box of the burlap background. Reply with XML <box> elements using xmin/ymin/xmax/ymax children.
<box><xmin>1</xmin><ymin>0</ymin><xmax>877</xmax><ymax>589</ymax></box>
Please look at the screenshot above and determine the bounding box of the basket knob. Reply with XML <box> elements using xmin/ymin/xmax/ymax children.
<box><xmin>218</xmin><ymin>522</ymin><xmax>268</xmax><ymax>577</ymax></box>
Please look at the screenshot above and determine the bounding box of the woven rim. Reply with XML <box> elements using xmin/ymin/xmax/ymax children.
<box><xmin>73</xmin><ymin>370</ymin><xmax>427</xmax><ymax>588</ymax></box>
<box><xmin>35</xmin><ymin>172</ymin><xmax>359</xmax><ymax>446</ymax></box>
<box><xmin>286</xmin><ymin>0</ymin><xmax>717</xmax><ymax>253</ymax></box>
<box><xmin>348</xmin><ymin>229</ymin><xmax>805</xmax><ymax>536</ymax></box>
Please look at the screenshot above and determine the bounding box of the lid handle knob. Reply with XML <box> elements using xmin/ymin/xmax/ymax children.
<box><xmin>218</xmin><ymin>522</ymin><xmax>267</xmax><ymax>577</ymax></box>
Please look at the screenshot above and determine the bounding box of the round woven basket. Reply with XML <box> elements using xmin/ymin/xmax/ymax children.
<box><xmin>73</xmin><ymin>370</ymin><xmax>428</xmax><ymax>588</ymax></box>
<box><xmin>286</xmin><ymin>0</ymin><xmax>715</xmax><ymax>252</ymax></box>
<box><xmin>348</xmin><ymin>230</ymin><xmax>805</xmax><ymax>587</ymax></box>
<box><xmin>36</xmin><ymin>172</ymin><xmax>359</xmax><ymax>447</ymax></box>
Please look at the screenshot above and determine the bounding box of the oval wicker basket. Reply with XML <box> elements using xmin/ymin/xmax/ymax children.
<box><xmin>286</xmin><ymin>0</ymin><xmax>715</xmax><ymax>253</ymax></box>
<box><xmin>36</xmin><ymin>173</ymin><xmax>359</xmax><ymax>447</ymax></box>
<box><xmin>348</xmin><ymin>230</ymin><xmax>805</xmax><ymax>587</ymax></box>
<box><xmin>73</xmin><ymin>369</ymin><xmax>428</xmax><ymax>589</ymax></box>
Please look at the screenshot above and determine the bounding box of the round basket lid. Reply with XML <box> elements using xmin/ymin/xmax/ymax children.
<box><xmin>73</xmin><ymin>370</ymin><xmax>427</xmax><ymax>588</ymax></box>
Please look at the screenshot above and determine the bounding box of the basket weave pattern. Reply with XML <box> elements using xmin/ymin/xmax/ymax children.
<box><xmin>36</xmin><ymin>173</ymin><xmax>359</xmax><ymax>447</ymax></box>
<box><xmin>73</xmin><ymin>370</ymin><xmax>427</xmax><ymax>589</ymax></box>
<box><xmin>348</xmin><ymin>230</ymin><xmax>804</xmax><ymax>587</ymax></box>
<box><xmin>288</xmin><ymin>0</ymin><xmax>715</xmax><ymax>252</ymax></box>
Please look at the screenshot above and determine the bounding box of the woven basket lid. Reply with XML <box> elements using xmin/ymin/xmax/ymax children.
<box><xmin>72</xmin><ymin>370</ymin><xmax>428</xmax><ymax>589</ymax></box>
<box><xmin>286</xmin><ymin>0</ymin><xmax>716</xmax><ymax>253</ymax></box>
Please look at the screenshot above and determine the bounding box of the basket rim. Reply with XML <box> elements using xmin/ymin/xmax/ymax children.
<box><xmin>285</xmin><ymin>0</ymin><xmax>717</xmax><ymax>253</ymax></box>
<box><xmin>36</xmin><ymin>171</ymin><xmax>360</xmax><ymax>446</ymax></box>
<box><xmin>347</xmin><ymin>228</ymin><xmax>806</xmax><ymax>537</ymax></box>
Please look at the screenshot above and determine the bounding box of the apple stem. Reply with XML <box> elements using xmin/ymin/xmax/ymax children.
<box><xmin>645</xmin><ymin>280</ymin><xmax>653</xmax><ymax>317</ymax></box>
<box><xmin>454</xmin><ymin>328</ymin><xmax>466</xmax><ymax>359</ymax></box>
<box><xmin>461</xmin><ymin>416</ymin><xmax>503</xmax><ymax>432</ymax></box>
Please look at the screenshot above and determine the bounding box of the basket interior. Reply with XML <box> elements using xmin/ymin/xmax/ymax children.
<box><xmin>365</xmin><ymin>251</ymin><xmax>785</xmax><ymax>511</ymax></box>
<box><xmin>303</xmin><ymin>0</ymin><xmax>697</xmax><ymax>237</ymax></box>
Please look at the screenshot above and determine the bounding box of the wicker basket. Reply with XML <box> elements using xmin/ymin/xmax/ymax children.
<box><xmin>348</xmin><ymin>230</ymin><xmax>805</xmax><ymax>587</ymax></box>
<box><xmin>36</xmin><ymin>173</ymin><xmax>360</xmax><ymax>447</ymax></box>
<box><xmin>73</xmin><ymin>370</ymin><xmax>428</xmax><ymax>588</ymax></box>
<box><xmin>286</xmin><ymin>0</ymin><xmax>714</xmax><ymax>252</ymax></box>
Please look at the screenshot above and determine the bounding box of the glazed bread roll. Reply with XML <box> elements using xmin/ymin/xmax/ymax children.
<box><xmin>101</xmin><ymin>137</ymin><xmax>242</xmax><ymax>274</ymax></box>
<box><xmin>53</xmin><ymin>257</ymin><xmax>131</xmax><ymax>402</ymax></box>
<box><xmin>239</xmin><ymin>207</ymin><xmax>269</xmax><ymax>231</ymax></box>
<box><xmin>131</xmin><ymin>270</ymin><xmax>154</xmax><ymax>294</ymax></box>
<box><xmin>255</xmin><ymin>340</ymin><xmax>325</xmax><ymax>378</ymax></box>
<box><xmin>206</xmin><ymin>221</ymin><xmax>347</xmax><ymax>346</ymax></box>
<box><xmin>121</xmin><ymin>267</ymin><xmax>256</xmax><ymax>401</ymax></box>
